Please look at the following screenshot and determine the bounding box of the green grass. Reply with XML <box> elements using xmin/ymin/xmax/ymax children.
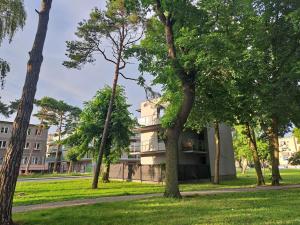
<box><xmin>14</xmin><ymin>169</ymin><xmax>300</xmax><ymax>207</ymax></box>
<box><xmin>18</xmin><ymin>172</ymin><xmax>92</xmax><ymax>179</ymax></box>
<box><xmin>14</xmin><ymin>188</ymin><xmax>300</xmax><ymax>225</ymax></box>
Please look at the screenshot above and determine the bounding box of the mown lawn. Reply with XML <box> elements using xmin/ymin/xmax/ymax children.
<box><xmin>14</xmin><ymin>169</ymin><xmax>300</xmax><ymax>206</ymax></box>
<box><xmin>14</xmin><ymin>188</ymin><xmax>300</xmax><ymax>225</ymax></box>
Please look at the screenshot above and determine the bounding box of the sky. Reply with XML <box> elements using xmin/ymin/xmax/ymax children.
<box><xmin>0</xmin><ymin>0</ymin><xmax>157</xmax><ymax>127</ymax></box>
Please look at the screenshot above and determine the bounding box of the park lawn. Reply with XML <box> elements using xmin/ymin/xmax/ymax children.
<box><xmin>14</xmin><ymin>169</ymin><xmax>300</xmax><ymax>207</ymax></box>
<box><xmin>14</xmin><ymin>188</ymin><xmax>300</xmax><ymax>225</ymax></box>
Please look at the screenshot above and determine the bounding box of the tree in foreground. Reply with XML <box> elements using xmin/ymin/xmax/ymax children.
<box><xmin>0</xmin><ymin>1</ymin><xmax>52</xmax><ymax>224</ymax></box>
<box><xmin>64</xmin><ymin>86</ymin><xmax>135</xmax><ymax>182</ymax></box>
<box><xmin>35</xmin><ymin>97</ymin><xmax>81</xmax><ymax>173</ymax></box>
<box><xmin>64</xmin><ymin>0</ymin><xmax>144</xmax><ymax>189</ymax></box>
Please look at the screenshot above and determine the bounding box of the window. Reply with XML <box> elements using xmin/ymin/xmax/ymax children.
<box><xmin>0</xmin><ymin>140</ymin><xmax>7</xmax><ymax>148</ymax></box>
<box><xmin>27</xmin><ymin>129</ymin><xmax>31</xmax><ymax>135</ymax></box>
<box><xmin>35</xmin><ymin>128</ymin><xmax>42</xmax><ymax>135</ymax></box>
<box><xmin>24</xmin><ymin>142</ymin><xmax>30</xmax><ymax>149</ymax></box>
<box><xmin>34</xmin><ymin>143</ymin><xmax>40</xmax><ymax>150</ymax></box>
<box><xmin>1</xmin><ymin>127</ymin><xmax>8</xmax><ymax>133</ymax></box>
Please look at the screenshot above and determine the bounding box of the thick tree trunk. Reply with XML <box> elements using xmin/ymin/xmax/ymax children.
<box><xmin>245</xmin><ymin>123</ymin><xmax>265</xmax><ymax>186</ymax></box>
<box><xmin>164</xmin><ymin>82</ymin><xmax>195</xmax><ymax>198</ymax></box>
<box><xmin>269</xmin><ymin>117</ymin><xmax>281</xmax><ymax>186</ymax></box>
<box><xmin>0</xmin><ymin>1</ymin><xmax>52</xmax><ymax>224</ymax></box>
<box><xmin>54</xmin><ymin>114</ymin><xmax>63</xmax><ymax>173</ymax></box>
<box><xmin>102</xmin><ymin>162</ymin><xmax>110</xmax><ymax>183</ymax></box>
<box><xmin>213</xmin><ymin>122</ymin><xmax>221</xmax><ymax>184</ymax></box>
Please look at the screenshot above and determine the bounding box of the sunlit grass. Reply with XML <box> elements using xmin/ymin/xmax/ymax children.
<box><xmin>14</xmin><ymin>169</ymin><xmax>300</xmax><ymax>207</ymax></box>
<box><xmin>14</xmin><ymin>188</ymin><xmax>300</xmax><ymax>225</ymax></box>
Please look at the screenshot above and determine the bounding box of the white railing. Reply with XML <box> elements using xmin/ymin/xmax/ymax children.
<box><xmin>129</xmin><ymin>143</ymin><xmax>141</xmax><ymax>153</ymax></box>
<box><xmin>141</xmin><ymin>140</ymin><xmax>165</xmax><ymax>152</ymax></box>
<box><xmin>138</xmin><ymin>115</ymin><xmax>160</xmax><ymax>126</ymax></box>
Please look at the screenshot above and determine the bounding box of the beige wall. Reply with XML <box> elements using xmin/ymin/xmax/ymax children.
<box><xmin>0</xmin><ymin>121</ymin><xmax>48</xmax><ymax>171</ymax></box>
<box><xmin>279</xmin><ymin>136</ymin><xmax>300</xmax><ymax>166</ymax></box>
<box><xmin>207</xmin><ymin>124</ymin><xmax>236</xmax><ymax>178</ymax></box>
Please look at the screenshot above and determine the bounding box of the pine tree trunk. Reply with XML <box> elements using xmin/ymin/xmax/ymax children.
<box><xmin>213</xmin><ymin>122</ymin><xmax>221</xmax><ymax>184</ymax></box>
<box><xmin>102</xmin><ymin>162</ymin><xmax>110</xmax><ymax>183</ymax></box>
<box><xmin>92</xmin><ymin>35</ymin><xmax>124</xmax><ymax>189</ymax></box>
<box><xmin>54</xmin><ymin>114</ymin><xmax>63</xmax><ymax>173</ymax></box>
<box><xmin>269</xmin><ymin>117</ymin><xmax>281</xmax><ymax>186</ymax></box>
<box><xmin>245</xmin><ymin>123</ymin><xmax>265</xmax><ymax>186</ymax></box>
<box><xmin>0</xmin><ymin>1</ymin><xmax>52</xmax><ymax>224</ymax></box>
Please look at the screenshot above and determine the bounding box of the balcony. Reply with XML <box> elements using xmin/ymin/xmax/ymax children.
<box><xmin>129</xmin><ymin>143</ymin><xmax>141</xmax><ymax>155</ymax></box>
<box><xmin>141</xmin><ymin>140</ymin><xmax>165</xmax><ymax>154</ymax></box>
<box><xmin>182</xmin><ymin>139</ymin><xmax>206</xmax><ymax>154</ymax></box>
<box><xmin>138</xmin><ymin>116</ymin><xmax>160</xmax><ymax>126</ymax></box>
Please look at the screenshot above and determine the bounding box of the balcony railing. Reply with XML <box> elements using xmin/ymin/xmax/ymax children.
<box><xmin>129</xmin><ymin>143</ymin><xmax>141</xmax><ymax>153</ymax></box>
<box><xmin>138</xmin><ymin>116</ymin><xmax>160</xmax><ymax>126</ymax></box>
<box><xmin>141</xmin><ymin>140</ymin><xmax>165</xmax><ymax>152</ymax></box>
<box><xmin>182</xmin><ymin>139</ymin><xmax>206</xmax><ymax>153</ymax></box>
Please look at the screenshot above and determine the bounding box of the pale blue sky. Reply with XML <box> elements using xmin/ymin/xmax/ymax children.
<box><xmin>0</xmin><ymin>0</ymin><xmax>156</xmax><ymax>125</ymax></box>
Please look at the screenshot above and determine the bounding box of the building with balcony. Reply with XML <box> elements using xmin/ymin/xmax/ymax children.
<box><xmin>46</xmin><ymin>134</ymin><xmax>93</xmax><ymax>173</ymax></box>
<box><xmin>0</xmin><ymin>121</ymin><xmax>48</xmax><ymax>173</ymax></box>
<box><xmin>279</xmin><ymin>135</ymin><xmax>300</xmax><ymax>167</ymax></box>
<box><xmin>109</xmin><ymin>99</ymin><xmax>236</xmax><ymax>182</ymax></box>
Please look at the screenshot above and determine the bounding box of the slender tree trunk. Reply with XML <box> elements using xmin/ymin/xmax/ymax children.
<box><xmin>213</xmin><ymin>122</ymin><xmax>221</xmax><ymax>184</ymax></box>
<box><xmin>102</xmin><ymin>161</ymin><xmax>110</xmax><ymax>183</ymax></box>
<box><xmin>54</xmin><ymin>114</ymin><xmax>63</xmax><ymax>173</ymax></box>
<box><xmin>245</xmin><ymin>123</ymin><xmax>265</xmax><ymax>186</ymax></box>
<box><xmin>0</xmin><ymin>1</ymin><xmax>52</xmax><ymax>224</ymax></box>
<box><xmin>92</xmin><ymin>35</ymin><xmax>124</xmax><ymax>189</ymax></box>
<box><xmin>269</xmin><ymin>117</ymin><xmax>281</xmax><ymax>185</ymax></box>
<box><xmin>68</xmin><ymin>161</ymin><xmax>73</xmax><ymax>174</ymax></box>
<box><xmin>241</xmin><ymin>158</ymin><xmax>248</xmax><ymax>174</ymax></box>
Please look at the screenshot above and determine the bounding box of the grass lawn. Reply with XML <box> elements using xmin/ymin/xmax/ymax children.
<box><xmin>14</xmin><ymin>169</ymin><xmax>300</xmax><ymax>206</ymax></box>
<box><xmin>14</xmin><ymin>188</ymin><xmax>300</xmax><ymax>225</ymax></box>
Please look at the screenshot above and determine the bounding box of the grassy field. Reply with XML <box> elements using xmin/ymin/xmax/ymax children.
<box><xmin>14</xmin><ymin>188</ymin><xmax>300</xmax><ymax>225</ymax></box>
<box><xmin>14</xmin><ymin>169</ymin><xmax>300</xmax><ymax>206</ymax></box>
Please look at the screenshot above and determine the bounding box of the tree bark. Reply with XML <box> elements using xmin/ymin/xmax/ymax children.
<box><xmin>164</xmin><ymin>82</ymin><xmax>195</xmax><ymax>198</ymax></box>
<box><xmin>92</xmin><ymin>30</ymin><xmax>124</xmax><ymax>189</ymax></box>
<box><xmin>269</xmin><ymin>117</ymin><xmax>281</xmax><ymax>186</ymax></box>
<box><xmin>102</xmin><ymin>162</ymin><xmax>110</xmax><ymax>183</ymax></box>
<box><xmin>68</xmin><ymin>161</ymin><xmax>73</xmax><ymax>174</ymax></box>
<box><xmin>241</xmin><ymin>158</ymin><xmax>248</xmax><ymax>174</ymax></box>
<box><xmin>155</xmin><ymin>0</ymin><xmax>196</xmax><ymax>198</ymax></box>
<box><xmin>54</xmin><ymin>114</ymin><xmax>63</xmax><ymax>173</ymax></box>
<box><xmin>0</xmin><ymin>1</ymin><xmax>52</xmax><ymax>224</ymax></box>
<box><xmin>213</xmin><ymin>122</ymin><xmax>221</xmax><ymax>184</ymax></box>
<box><xmin>245</xmin><ymin>123</ymin><xmax>265</xmax><ymax>186</ymax></box>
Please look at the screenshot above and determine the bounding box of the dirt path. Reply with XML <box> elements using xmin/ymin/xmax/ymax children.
<box><xmin>13</xmin><ymin>184</ymin><xmax>300</xmax><ymax>213</ymax></box>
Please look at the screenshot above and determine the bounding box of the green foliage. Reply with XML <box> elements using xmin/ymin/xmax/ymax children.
<box><xmin>63</xmin><ymin>0</ymin><xmax>144</xmax><ymax>70</ymax></box>
<box><xmin>34</xmin><ymin>97</ymin><xmax>81</xmax><ymax>138</ymax></box>
<box><xmin>293</xmin><ymin>127</ymin><xmax>300</xmax><ymax>141</ymax></box>
<box><xmin>64</xmin><ymin>86</ymin><xmax>135</xmax><ymax>164</ymax></box>
<box><xmin>233</xmin><ymin>125</ymin><xmax>270</xmax><ymax>164</ymax></box>
<box><xmin>0</xmin><ymin>0</ymin><xmax>26</xmax><ymax>86</ymax></box>
<box><xmin>66</xmin><ymin>148</ymin><xmax>79</xmax><ymax>163</ymax></box>
<box><xmin>289</xmin><ymin>152</ymin><xmax>300</xmax><ymax>165</ymax></box>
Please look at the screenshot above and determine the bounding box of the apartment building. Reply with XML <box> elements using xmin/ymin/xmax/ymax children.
<box><xmin>0</xmin><ymin>121</ymin><xmax>48</xmax><ymax>173</ymax></box>
<box><xmin>279</xmin><ymin>136</ymin><xmax>300</xmax><ymax>167</ymax></box>
<box><xmin>46</xmin><ymin>134</ymin><xmax>93</xmax><ymax>173</ymax></box>
<box><xmin>109</xmin><ymin>99</ymin><xmax>236</xmax><ymax>182</ymax></box>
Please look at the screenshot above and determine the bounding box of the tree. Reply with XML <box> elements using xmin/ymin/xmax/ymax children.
<box><xmin>64</xmin><ymin>86</ymin><xmax>135</xmax><ymax>183</ymax></box>
<box><xmin>65</xmin><ymin>148</ymin><xmax>79</xmax><ymax>174</ymax></box>
<box><xmin>0</xmin><ymin>1</ymin><xmax>52</xmax><ymax>224</ymax></box>
<box><xmin>238</xmin><ymin>0</ymin><xmax>300</xmax><ymax>185</ymax></box>
<box><xmin>64</xmin><ymin>0</ymin><xmax>144</xmax><ymax>189</ymax></box>
<box><xmin>133</xmin><ymin>0</ymin><xmax>213</xmax><ymax>197</ymax></box>
<box><xmin>293</xmin><ymin>128</ymin><xmax>300</xmax><ymax>141</ymax></box>
<box><xmin>289</xmin><ymin>152</ymin><xmax>300</xmax><ymax>165</ymax></box>
<box><xmin>35</xmin><ymin>97</ymin><xmax>81</xmax><ymax>173</ymax></box>
<box><xmin>0</xmin><ymin>0</ymin><xmax>26</xmax><ymax>86</ymax></box>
